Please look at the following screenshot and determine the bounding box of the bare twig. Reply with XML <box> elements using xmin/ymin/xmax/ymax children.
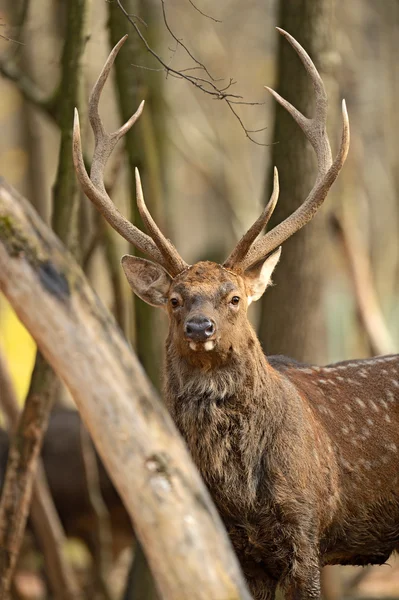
<box><xmin>331</xmin><ymin>213</ymin><xmax>396</xmax><ymax>356</ymax></box>
<box><xmin>80</xmin><ymin>425</ymin><xmax>113</xmax><ymax>600</ymax></box>
<box><xmin>30</xmin><ymin>465</ymin><xmax>85</xmax><ymax>600</ymax></box>
<box><xmin>160</xmin><ymin>0</ymin><xmax>215</xmax><ymax>81</ymax></box>
<box><xmin>187</xmin><ymin>0</ymin><xmax>221</xmax><ymax>23</ymax></box>
<box><xmin>116</xmin><ymin>0</ymin><xmax>267</xmax><ymax>145</ymax></box>
<box><xmin>0</xmin><ymin>19</ymin><xmax>25</xmax><ymax>45</ymax></box>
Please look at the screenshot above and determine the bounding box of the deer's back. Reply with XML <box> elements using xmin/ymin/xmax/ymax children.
<box><xmin>280</xmin><ymin>354</ymin><xmax>399</xmax><ymax>566</ymax></box>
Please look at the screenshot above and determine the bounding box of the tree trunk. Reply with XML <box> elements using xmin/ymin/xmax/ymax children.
<box><xmin>260</xmin><ymin>3</ymin><xmax>340</xmax><ymax>598</ymax></box>
<box><xmin>0</xmin><ymin>178</ymin><xmax>251</xmax><ymax>600</ymax></box>
<box><xmin>259</xmin><ymin>0</ymin><xmax>336</xmax><ymax>365</ymax></box>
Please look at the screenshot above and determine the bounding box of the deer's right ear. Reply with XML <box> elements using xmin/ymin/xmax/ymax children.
<box><xmin>121</xmin><ymin>255</ymin><xmax>172</xmax><ymax>308</ymax></box>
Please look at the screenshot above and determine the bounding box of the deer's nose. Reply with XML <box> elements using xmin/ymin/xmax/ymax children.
<box><xmin>185</xmin><ymin>317</ymin><xmax>215</xmax><ymax>342</ymax></box>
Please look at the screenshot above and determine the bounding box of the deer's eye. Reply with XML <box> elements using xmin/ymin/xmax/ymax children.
<box><xmin>230</xmin><ymin>296</ymin><xmax>240</xmax><ymax>306</ymax></box>
<box><xmin>170</xmin><ymin>297</ymin><xmax>180</xmax><ymax>308</ymax></box>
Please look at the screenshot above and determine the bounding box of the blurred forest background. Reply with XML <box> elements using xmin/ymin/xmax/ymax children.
<box><xmin>1</xmin><ymin>0</ymin><xmax>399</xmax><ymax>598</ymax></box>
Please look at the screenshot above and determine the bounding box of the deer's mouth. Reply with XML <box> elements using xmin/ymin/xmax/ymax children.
<box><xmin>188</xmin><ymin>339</ymin><xmax>216</xmax><ymax>352</ymax></box>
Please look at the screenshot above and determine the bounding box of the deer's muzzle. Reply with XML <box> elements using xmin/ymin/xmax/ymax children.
<box><xmin>184</xmin><ymin>316</ymin><xmax>215</xmax><ymax>342</ymax></box>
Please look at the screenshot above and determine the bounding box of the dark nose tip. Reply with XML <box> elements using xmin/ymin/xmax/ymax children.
<box><xmin>185</xmin><ymin>317</ymin><xmax>215</xmax><ymax>342</ymax></box>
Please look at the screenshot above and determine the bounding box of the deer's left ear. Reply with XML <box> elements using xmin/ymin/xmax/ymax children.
<box><xmin>244</xmin><ymin>247</ymin><xmax>281</xmax><ymax>304</ymax></box>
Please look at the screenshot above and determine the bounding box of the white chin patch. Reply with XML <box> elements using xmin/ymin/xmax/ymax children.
<box><xmin>188</xmin><ymin>340</ymin><xmax>215</xmax><ymax>352</ymax></box>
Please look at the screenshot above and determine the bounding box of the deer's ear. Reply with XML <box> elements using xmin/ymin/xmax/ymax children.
<box><xmin>121</xmin><ymin>255</ymin><xmax>172</xmax><ymax>308</ymax></box>
<box><xmin>244</xmin><ymin>247</ymin><xmax>281</xmax><ymax>305</ymax></box>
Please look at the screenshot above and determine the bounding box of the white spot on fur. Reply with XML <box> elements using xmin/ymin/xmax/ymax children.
<box><xmin>189</xmin><ymin>342</ymin><xmax>197</xmax><ymax>351</ymax></box>
<box><xmin>387</xmin><ymin>443</ymin><xmax>397</xmax><ymax>453</ymax></box>
<box><xmin>344</xmin><ymin>403</ymin><xmax>352</xmax><ymax>412</ymax></box>
<box><xmin>386</xmin><ymin>391</ymin><xmax>395</xmax><ymax>403</ymax></box>
<box><xmin>355</xmin><ymin>397</ymin><xmax>366</xmax><ymax>409</ymax></box>
<box><xmin>204</xmin><ymin>340</ymin><xmax>215</xmax><ymax>351</ymax></box>
<box><xmin>385</xmin><ymin>414</ymin><xmax>391</xmax><ymax>423</ymax></box>
<box><xmin>369</xmin><ymin>400</ymin><xmax>379</xmax><ymax>412</ymax></box>
<box><xmin>340</xmin><ymin>457</ymin><xmax>352</xmax><ymax>471</ymax></box>
<box><xmin>366</xmin><ymin>418</ymin><xmax>374</xmax><ymax>426</ymax></box>
<box><xmin>341</xmin><ymin>426</ymin><xmax>349</xmax><ymax>435</ymax></box>
<box><xmin>391</xmin><ymin>379</ymin><xmax>399</xmax><ymax>388</ymax></box>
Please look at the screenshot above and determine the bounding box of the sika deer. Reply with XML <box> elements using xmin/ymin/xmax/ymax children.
<box><xmin>73</xmin><ymin>29</ymin><xmax>399</xmax><ymax>600</ymax></box>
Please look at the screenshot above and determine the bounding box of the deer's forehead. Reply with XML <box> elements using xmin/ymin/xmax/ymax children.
<box><xmin>171</xmin><ymin>262</ymin><xmax>242</xmax><ymax>298</ymax></box>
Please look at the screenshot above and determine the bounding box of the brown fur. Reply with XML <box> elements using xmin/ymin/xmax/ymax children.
<box><xmin>124</xmin><ymin>259</ymin><xmax>399</xmax><ymax>599</ymax></box>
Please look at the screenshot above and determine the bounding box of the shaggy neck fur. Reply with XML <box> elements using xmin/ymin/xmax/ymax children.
<box><xmin>164</xmin><ymin>326</ymin><xmax>290</xmax><ymax>514</ymax></box>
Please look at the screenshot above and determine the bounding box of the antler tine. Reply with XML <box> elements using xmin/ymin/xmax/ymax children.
<box><xmin>73</xmin><ymin>109</ymin><xmax>164</xmax><ymax>263</ymax></box>
<box><xmin>223</xmin><ymin>167</ymin><xmax>279</xmax><ymax>270</ymax></box>
<box><xmin>135</xmin><ymin>169</ymin><xmax>188</xmax><ymax>276</ymax></box>
<box><xmin>73</xmin><ymin>36</ymin><xmax>188</xmax><ymax>276</ymax></box>
<box><xmin>227</xmin><ymin>28</ymin><xmax>350</xmax><ymax>272</ymax></box>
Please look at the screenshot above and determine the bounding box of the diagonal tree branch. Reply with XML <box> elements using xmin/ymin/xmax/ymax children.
<box><xmin>0</xmin><ymin>177</ymin><xmax>251</xmax><ymax>600</ymax></box>
<box><xmin>331</xmin><ymin>212</ymin><xmax>396</xmax><ymax>356</ymax></box>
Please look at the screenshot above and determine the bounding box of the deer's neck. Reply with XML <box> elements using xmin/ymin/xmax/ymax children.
<box><xmin>165</xmin><ymin>328</ymin><xmax>276</xmax><ymax>406</ymax></box>
<box><xmin>164</xmin><ymin>330</ymin><xmax>291</xmax><ymax>512</ymax></box>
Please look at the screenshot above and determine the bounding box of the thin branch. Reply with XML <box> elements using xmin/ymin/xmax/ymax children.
<box><xmin>331</xmin><ymin>213</ymin><xmax>396</xmax><ymax>356</ymax></box>
<box><xmin>187</xmin><ymin>0</ymin><xmax>222</xmax><ymax>23</ymax></box>
<box><xmin>116</xmin><ymin>0</ymin><xmax>268</xmax><ymax>145</ymax></box>
<box><xmin>160</xmin><ymin>0</ymin><xmax>215</xmax><ymax>81</ymax></box>
<box><xmin>80</xmin><ymin>425</ymin><xmax>113</xmax><ymax>600</ymax></box>
<box><xmin>0</xmin><ymin>19</ymin><xmax>25</xmax><ymax>45</ymax></box>
<box><xmin>0</xmin><ymin>350</ymin><xmax>83</xmax><ymax>600</ymax></box>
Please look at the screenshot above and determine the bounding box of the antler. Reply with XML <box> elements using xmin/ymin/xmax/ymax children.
<box><xmin>73</xmin><ymin>36</ymin><xmax>188</xmax><ymax>277</ymax></box>
<box><xmin>224</xmin><ymin>28</ymin><xmax>350</xmax><ymax>272</ymax></box>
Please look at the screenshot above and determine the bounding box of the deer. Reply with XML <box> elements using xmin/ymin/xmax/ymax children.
<box><xmin>72</xmin><ymin>29</ymin><xmax>399</xmax><ymax>600</ymax></box>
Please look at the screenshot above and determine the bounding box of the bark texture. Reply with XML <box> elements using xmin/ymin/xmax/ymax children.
<box><xmin>259</xmin><ymin>0</ymin><xmax>336</xmax><ymax>364</ymax></box>
<box><xmin>0</xmin><ymin>178</ymin><xmax>251</xmax><ymax>600</ymax></box>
